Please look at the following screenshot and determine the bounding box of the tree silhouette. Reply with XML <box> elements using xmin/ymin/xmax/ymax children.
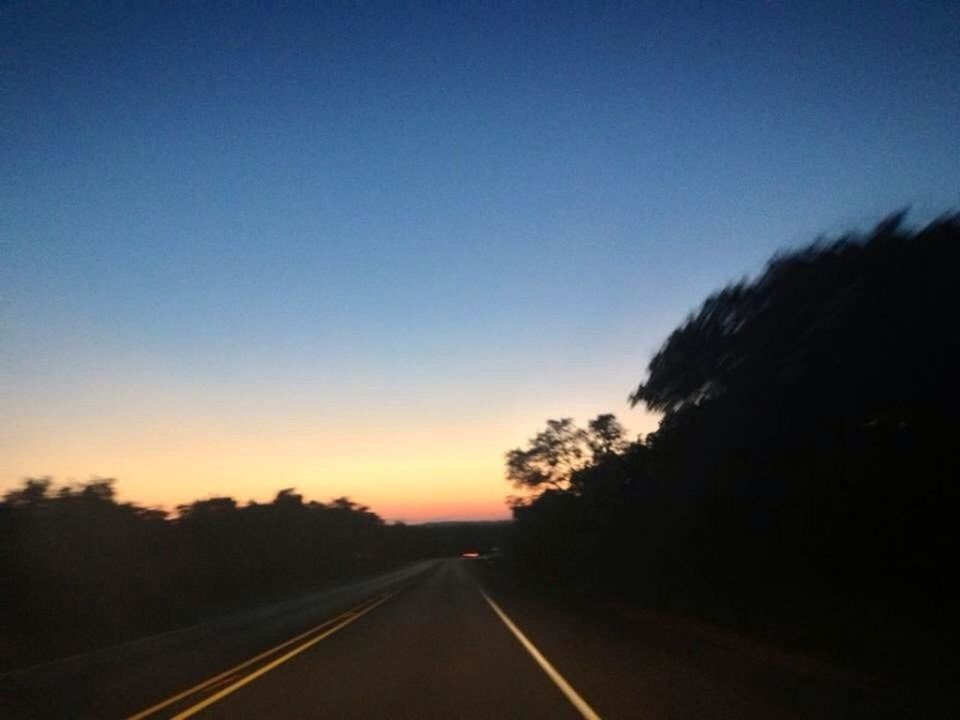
<box><xmin>505</xmin><ymin>418</ymin><xmax>589</xmax><ymax>492</ymax></box>
<box><xmin>630</xmin><ymin>211</ymin><xmax>959</xmax><ymax>426</ymax></box>
<box><xmin>586</xmin><ymin>413</ymin><xmax>629</xmax><ymax>461</ymax></box>
<box><xmin>0</xmin><ymin>477</ymin><xmax>498</xmax><ymax>670</ymax></box>
<box><xmin>506</xmin><ymin>210</ymin><xmax>960</xmax><ymax>673</ymax></box>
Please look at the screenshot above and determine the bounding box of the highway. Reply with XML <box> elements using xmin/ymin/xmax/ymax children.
<box><xmin>2</xmin><ymin>559</ymin><xmax>932</xmax><ymax>718</ymax></box>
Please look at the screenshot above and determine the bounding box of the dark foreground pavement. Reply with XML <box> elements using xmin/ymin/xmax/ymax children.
<box><xmin>2</xmin><ymin>559</ymin><xmax>947</xmax><ymax>718</ymax></box>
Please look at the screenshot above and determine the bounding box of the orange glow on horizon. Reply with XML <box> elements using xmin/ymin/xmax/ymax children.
<box><xmin>1</xmin><ymin>393</ymin><xmax>659</xmax><ymax>522</ymax></box>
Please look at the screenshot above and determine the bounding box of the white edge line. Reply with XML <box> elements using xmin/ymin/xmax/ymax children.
<box><xmin>479</xmin><ymin>589</ymin><xmax>603</xmax><ymax>720</ymax></box>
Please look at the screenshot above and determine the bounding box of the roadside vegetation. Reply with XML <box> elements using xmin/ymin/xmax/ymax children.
<box><xmin>4</xmin><ymin>211</ymin><xmax>954</xmax><ymax>681</ymax></box>
<box><xmin>502</xmin><ymin>212</ymin><xmax>958</xmax><ymax>677</ymax></box>
<box><xmin>0</xmin><ymin>480</ymin><xmax>504</xmax><ymax>669</ymax></box>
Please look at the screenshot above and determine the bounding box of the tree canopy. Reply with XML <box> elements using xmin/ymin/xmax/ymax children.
<box><xmin>630</xmin><ymin>212</ymin><xmax>960</xmax><ymax>431</ymax></box>
<box><xmin>505</xmin><ymin>415</ymin><xmax>631</xmax><ymax>495</ymax></box>
<box><xmin>505</xmin><ymin>211</ymin><xmax>959</xmax><ymax>675</ymax></box>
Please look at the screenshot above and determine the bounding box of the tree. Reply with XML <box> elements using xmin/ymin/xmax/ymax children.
<box><xmin>505</xmin><ymin>414</ymin><xmax>634</xmax><ymax>496</ymax></box>
<box><xmin>629</xmin><ymin>211</ymin><xmax>960</xmax><ymax>426</ymax></box>
<box><xmin>504</xmin><ymin>210</ymin><xmax>959</xmax><ymax>672</ymax></box>
<box><xmin>3</xmin><ymin>477</ymin><xmax>51</xmax><ymax>507</ymax></box>
<box><xmin>586</xmin><ymin>413</ymin><xmax>629</xmax><ymax>461</ymax></box>
<box><xmin>505</xmin><ymin>418</ymin><xmax>588</xmax><ymax>493</ymax></box>
<box><xmin>622</xmin><ymin>210</ymin><xmax>960</xmax><ymax>629</ymax></box>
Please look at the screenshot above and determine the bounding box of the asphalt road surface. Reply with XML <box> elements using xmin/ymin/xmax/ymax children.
<box><xmin>2</xmin><ymin>559</ymin><xmax>941</xmax><ymax>718</ymax></box>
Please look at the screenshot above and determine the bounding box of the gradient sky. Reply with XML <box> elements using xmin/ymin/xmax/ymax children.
<box><xmin>2</xmin><ymin>1</ymin><xmax>958</xmax><ymax>521</ymax></box>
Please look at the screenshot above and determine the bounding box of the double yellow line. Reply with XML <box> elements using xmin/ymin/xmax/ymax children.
<box><xmin>126</xmin><ymin>590</ymin><xmax>399</xmax><ymax>720</ymax></box>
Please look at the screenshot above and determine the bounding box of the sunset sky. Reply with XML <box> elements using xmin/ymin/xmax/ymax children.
<box><xmin>3</xmin><ymin>2</ymin><xmax>958</xmax><ymax>521</ymax></box>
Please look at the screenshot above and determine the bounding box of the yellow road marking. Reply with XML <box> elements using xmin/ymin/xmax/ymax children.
<box><xmin>479</xmin><ymin>589</ymin><xmax>603</xmax><ymax>720</ymax></box>
<box><xmin>169</xmin><ymin>590</ymin><xmax>398</xmax><ymax>719</ymax></box>
<box><xmin>203</xmin><ymin>672</ymin><xmax>242</xmax><ymax>692</ymax></box>
<box><xmin>125</xmin><ymin>592</ymin><xmax>392</xmax><ymax>720</ymax></box>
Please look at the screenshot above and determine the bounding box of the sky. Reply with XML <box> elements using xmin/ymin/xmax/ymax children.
<box><xmin>2</xmin><ymin>1</ymin><xmax>958</xmax><ymax>521</ymax></box>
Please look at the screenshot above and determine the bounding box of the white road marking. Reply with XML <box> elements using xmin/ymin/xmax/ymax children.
<box><xmin>479</xmin><ymin>589</ymin><xmax>604</xmax><ymax>720</ymax></box>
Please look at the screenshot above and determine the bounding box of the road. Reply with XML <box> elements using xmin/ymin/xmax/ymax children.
<box><xmin>2</xmin><ymin>559</ymin><xmax>938</xmax><ymax>718</ymax></box>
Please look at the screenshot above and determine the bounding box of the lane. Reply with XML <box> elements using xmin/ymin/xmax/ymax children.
<box><xmin>468</xmin><ymin>565</ymin><xmax>931</xmax><ymax>720</ymax></box>
<box><xmin>2</xmin><ymin>561</ymin><xmax>436</xmax><ymax>719</ymax></box>
<box><xmin>195</xmin><ymin>559</ymin><xmax>588</xmax><ymax>719</ymax></box>
<box><xmin>126</xmin><ymin>590</ymin><xmax>400</xmax><ymax>720</ymax></box>
<box><xmin>5</xmin><ymin>557</ymin><xmax>921</xmax><ymax>719</ymax></box>
<box><xmin>479</xmin><ymin>589</ymin><xmax>601</xmax><ymax>720</ymax></box>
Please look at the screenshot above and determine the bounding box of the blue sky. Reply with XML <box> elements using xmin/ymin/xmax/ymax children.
<box><xmin>2</xmin><ymin>1</ymin><xmax>958</xmax><ymax>518</ymax></box>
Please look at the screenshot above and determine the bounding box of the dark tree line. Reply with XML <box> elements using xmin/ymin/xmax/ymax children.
<box><xmin>504</xmin><ymin>212</ymin><xmax>959</xmax><ymax>672</ymax></box>
<box><xmin>0</xmin><ymin>479</ymin><xmax>497</xmax><ymax>669</ymax></box>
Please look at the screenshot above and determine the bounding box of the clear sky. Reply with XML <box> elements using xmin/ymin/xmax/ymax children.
<box><xmin>2</xmin><ymin>1</ymin><xmax>958</xmax><ymax>521</ymax></box>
